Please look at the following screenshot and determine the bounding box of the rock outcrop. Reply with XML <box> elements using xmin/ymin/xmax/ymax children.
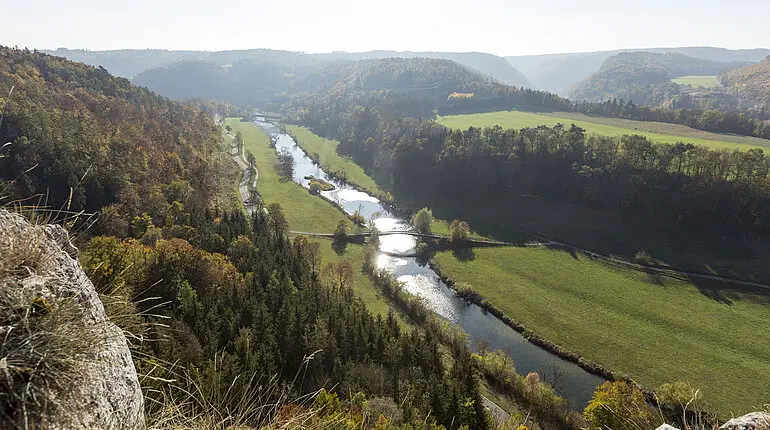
<box><xmin>719</xmin><ymin>412</ymin><xmax>770</xmax><ymax>430</ymax></box>
<box><xmin>0</xmin><ymin>209</ymin><xmax>144</xmax><ymax>429</ymax></box>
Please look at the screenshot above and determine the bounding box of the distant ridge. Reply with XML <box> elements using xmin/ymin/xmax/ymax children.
<box><xmin>45</xmin><ymin>48</ymin><xmax>530</xmax><ymax>87</ymax></box>
<box><xmin>506</xmin><ymin>46</ymin><xmax>770</xmax><ymax>94</ymax></box>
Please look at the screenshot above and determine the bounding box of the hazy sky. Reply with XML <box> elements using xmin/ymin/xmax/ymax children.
<box><xmin>3</xmin><ymin>0</ymin><xmax>769</xmax><ymax>56</ymax></box>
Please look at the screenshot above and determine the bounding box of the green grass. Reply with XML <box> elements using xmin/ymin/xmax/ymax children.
<box><xmin>437</xmin><ymin>110</ymin><xmax>770</xmax><ymax>151</ymax></box>
<box><xmin>226</xmin><ymin>118</ymin><xmax>355</xmax><ymax>233</ymax></box>
<box><xmin>672</xmin><ymin>75</ymin><xmax>721</xmax><ymax>88</ymax></box>
<box><xmin>285</xmin><ymin>125</ymin><xmax>384</xmax><ymax>195</ymax></box>
<box><xmin>433</xmin><ymin>246</ymin><xmax>770</xmax><ymax>417</ymax></box>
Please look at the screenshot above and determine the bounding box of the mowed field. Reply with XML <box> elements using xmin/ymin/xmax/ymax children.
<box><xmin>437</xmin><ymin>110</ymin><xmax>770</xmax><ymax>151</ymax></box>
<box><xmin>225</xmin><ymin>118</ymin><xmax>407</xmax><ymax>323</ymax></box>
<box><xmin>433</xmin><ymin>246</ymin><xmax>770</xmax><ymax>417</ymax></box>
<box><xmin>671</xmin><ymin>75</ymin><xmax>721</xmax><ymax>88</ymax></box>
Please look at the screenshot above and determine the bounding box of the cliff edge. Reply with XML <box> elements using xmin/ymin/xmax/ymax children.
<box><xmin>0</xmin><ymin>209</ymin><xmax>144</xmax><ymax>429</ymax></box>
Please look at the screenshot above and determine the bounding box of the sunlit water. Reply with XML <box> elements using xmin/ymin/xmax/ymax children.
<box><xmin>256</xmin><ymin>120</ymin><xmax>605</xmax><ymax>409</ymax></box>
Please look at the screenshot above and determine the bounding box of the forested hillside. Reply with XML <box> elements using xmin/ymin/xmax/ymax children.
<box><xmin>133</xmin><ymin>59</ymin><xmax>327</xmax><ymax>108</ymax></box>
<box><xmin>0</xmin><ymin>47</ymin><xmax>518</xmax><ymax>429</ymax></box>
<box><xmin>282</xmin><ymin>58</ymin><xmax>570</xmax><ymax>138</ymax></box>
<box><xmin>507</xmin><ymin>46</ymin><xmax>770</xmax><ymax>94</ymax></box>
<box><xmin>48</xmin><ymin>47</ymin><xmax>530</xmax><ymax>87</ymax></box>
<box><xmin>720</xmin><ymin>56</ymin><xmax>770</xmax><ymax>109</ymax></box>
<box><xmin>0</xmin><ymin>47</ymin><xmax>222</xmax><ymax>219</ymax></box>
<box><xmin>569</xmin><ymin>52</ymin><xmax>742</xmax><ymax>106</ymax></box>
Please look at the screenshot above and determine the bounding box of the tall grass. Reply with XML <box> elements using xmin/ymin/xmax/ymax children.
<box><xmin>0</xmin><ymin>209</ymin><xmax>101</xmax><ymax>429</ymax></box>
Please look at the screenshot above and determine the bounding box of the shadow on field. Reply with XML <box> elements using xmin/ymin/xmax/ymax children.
<box><xmin>685</xmin><ymin>276</ymin><xmax>770</xmax><ymax>306</ymax></box>
<box><xmin>392</xmin><ymin>189</ymin><xmax>770</xmax><ymax>304</ymax></box>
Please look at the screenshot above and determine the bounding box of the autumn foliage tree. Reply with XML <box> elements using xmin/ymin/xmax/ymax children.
<box><xmin>583</xmin><ymin>381</ymin><xmax>653</xmax><ymax>430</ymax></box>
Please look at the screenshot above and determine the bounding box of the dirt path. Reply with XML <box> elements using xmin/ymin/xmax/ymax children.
<box><xmin>228</xmin><ymin>132</ymin><xmax>259</xmax><ymax>214</ymax></box>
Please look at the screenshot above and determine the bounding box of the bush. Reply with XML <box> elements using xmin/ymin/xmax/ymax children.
<box><xmin>584</xmin><ymin>381</ymin><xmax>653</xmax><ymax>430</ymax></box>
<box><xmin>411</xmin><ymin>208</ymin><xmax>433</xmax><ymax>234</ymax></box>
<box><xmin>309</xmin><ymin>182</ymin><xmax>322</xmax><ymax>195</ymax></box>
<box><xmin>333</xmin><ymin>221</ymin><xmax>348</xmax><ymax>243</ymax></box>
<box><xmin>449</xmin><ymin>219</ymin><xmax>470</xmax><ymax>243</ymax></box>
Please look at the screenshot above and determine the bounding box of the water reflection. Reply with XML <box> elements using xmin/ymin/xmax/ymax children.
<box><xmin>255</xmin><ymin>120</ymin><xmax>605</xmax><ymax>409</ymax></box>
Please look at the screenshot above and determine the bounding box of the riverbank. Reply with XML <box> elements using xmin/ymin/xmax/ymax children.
<box><xmin>285</xmin><ymin>125</ymin><xmax>385</xmax><ymax>197</ymax></box>
<box><xmin>224</xmin><ymin>118</ymin><xmax>407</xmax><ymax>325</ymax></box>
<box><xmin>225</xmin><ymin>118</ymin><xmax>356</xmax><ymax>232</ymax></box>
<box><xmin>432</xmin><ymin>246</ymin><xmax>770</xmax><ymax>417</ymax></box>
<box><xmin>278</xmin><ymin>125</ymin><xmax>770</xmax><ymax>417</ymax></box>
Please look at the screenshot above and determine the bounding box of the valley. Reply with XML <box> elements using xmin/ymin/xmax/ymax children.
<box><xmin>278</xmin><ymin>124</ymin><xmax>770</xmax><ymax>418</ymax></box>
<box><xmin>3</xmin><ymin>31</ymin><xmax>770</xmax><ymax>428</ymax></box>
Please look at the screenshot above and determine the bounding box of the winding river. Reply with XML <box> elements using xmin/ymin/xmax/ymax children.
<box><xmin>255</xmin><ymin>119</ymin><xmax>605</xmax><ymax>409</ymax></box>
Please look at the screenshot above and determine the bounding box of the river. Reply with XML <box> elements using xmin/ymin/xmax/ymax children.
<box><xmin>255</xmin><ymin>119</ymin><xmax>605</xmax><ymax>409</ymax></box>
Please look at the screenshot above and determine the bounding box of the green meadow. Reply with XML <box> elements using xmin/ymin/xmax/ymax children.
<box><xmin>671</xmin><ymin>75</ymin><xmax>721</xmax><ymax>88</ymax></box>
<box><xmin>433</xmin><ymin>246</ymin><xmax>770</xmax><ymax>417</ymax></box>
<box><xmin>226</xmin><ymin>118</ymin><xmax>354</xmax><ymax>233</ymax></box>
<box><xmin>437</xmin><ymin>110</ymin><xmax>770</xmax><ymax>151</ymax></box>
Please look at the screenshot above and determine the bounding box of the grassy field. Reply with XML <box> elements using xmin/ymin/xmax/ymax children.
<box><xmin>672</xmin><ymin>75</ymin><xmax>721</xmax><ymax>88</ymax></box>
<box><xmin>285</xmin><ymin>125</ymin><xmax>384</xmax><ymax>195</ymax></box>
<box><xmin>433</xmin><ymin>246</ymin><xmax>770</xmax><ymax>417</ymax></box>
<box><xmin>226</xmin><ymin>118</ymin><xmax>355</xmax><ymax>233</ymax></box>
<box><xmin>437</xmin><ymin>110</ymin><xmax>770</xmax><ymax>151</ymax></box>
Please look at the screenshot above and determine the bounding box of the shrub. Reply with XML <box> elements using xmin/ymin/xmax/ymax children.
<box><xmin>449</xmin><ymin>219</ymin><xmax>470</xmax><ymax>243</ymax></box>
<box><xmin>411</xmin><ymin>208</ymin><xmax>433</xmax><ymax>234</ymax></box>
<box><xmin>584</xmin><ymin>381</ymin><xmax>653</xmax><ymax>430</ymax></box>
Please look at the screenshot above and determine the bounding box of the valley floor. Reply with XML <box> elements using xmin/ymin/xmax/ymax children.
<box><xmin>225</xmin><ymin>119</ymin><xmax>404</xmax><ymax>326</ymax></box>
<box><xmin>282</xmin><ymin>124</ymin><xmax>770</xmax><ymax>418</ymax></box>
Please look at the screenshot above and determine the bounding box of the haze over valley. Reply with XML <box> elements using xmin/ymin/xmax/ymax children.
<box><xmin>2</xmin><ymin>1</ymin><xmax>770</xmax><ymax>429</ymax></box>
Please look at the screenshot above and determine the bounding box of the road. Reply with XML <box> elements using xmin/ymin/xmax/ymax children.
<box><xmin>228</xmin><ymin>131</ymin><xmax>259</xmax><ymax>215</ymax></box>
<box><xmin>482</xmin><ymin>396</ymin><xmax>511</xmax><ymax>427</ymax></box>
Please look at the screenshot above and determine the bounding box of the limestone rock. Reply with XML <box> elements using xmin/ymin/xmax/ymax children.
<box><xmin>0</xmin><ymin>209</ymin><xmax>144</xmax><ymax>429</ymax></box>
<box><xmin>720</xmin><ymin>412</ymin><xmax>770</xmax><ymax>430</ymax></box>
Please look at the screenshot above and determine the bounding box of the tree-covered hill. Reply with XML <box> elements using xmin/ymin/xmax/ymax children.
<box><xmin>0</xmin><ymin>47</ymin><xmax>222</xmax><ymax>217</ymax></box>
<box><xmin>46</xmin><ymin>48</ymin><xmax>530</xmax><ymax>87</ymax></box>
<box><xmin>507</xmin><ymin>46</ymin><xmax>770</xmax><ymax>94</ymax></box>
<box><xmin>569</xmin><ymin>52</ymin><xmax>744</xmax><ymax>106</ymax></box>
<box><xmin>282</xmin><ymin>57</ymin><xmax>570</xmax><ymax>137</ymax></box>
<box><xmin>720</xmin><ymin>56</ymin><xmax>770</xmax><ymax>109</ymax></box>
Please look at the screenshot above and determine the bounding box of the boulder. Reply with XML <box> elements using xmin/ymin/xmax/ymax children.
<box><xmin>720</xmin><ymin>412</ymin><xmax>770</xmax><ymax>430</ymax></box>
<box><xmin>0</xmin><ymin>209</ymin><xmax>144</xmax><ymax>429</ymax></box>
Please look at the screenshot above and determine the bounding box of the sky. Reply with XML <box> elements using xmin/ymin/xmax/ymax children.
<box><xmin>2</xmin><ymin>0</ymin><xmax>769</xmax><ymax>56</ymax></box>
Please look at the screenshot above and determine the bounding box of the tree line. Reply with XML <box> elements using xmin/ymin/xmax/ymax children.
<box><xmin>325</xmin><ymin>106</ymin><xmax>770</xmax><ymax>238</ymax></box>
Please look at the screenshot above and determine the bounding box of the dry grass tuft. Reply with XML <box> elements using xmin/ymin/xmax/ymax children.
<box><xmin>0</xmin><ymin>284</ymin><xmax>100</xmax><ymax>428</ymax></box>
<box><xmin>0</xmin><ymin>209</ymin><xmax>101</xmax><ymax>428</ymax></box>
<box><xmin>0</xmin><ymin>219</ymin><xmax>54</xmax><ymax>281</ymax></box>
